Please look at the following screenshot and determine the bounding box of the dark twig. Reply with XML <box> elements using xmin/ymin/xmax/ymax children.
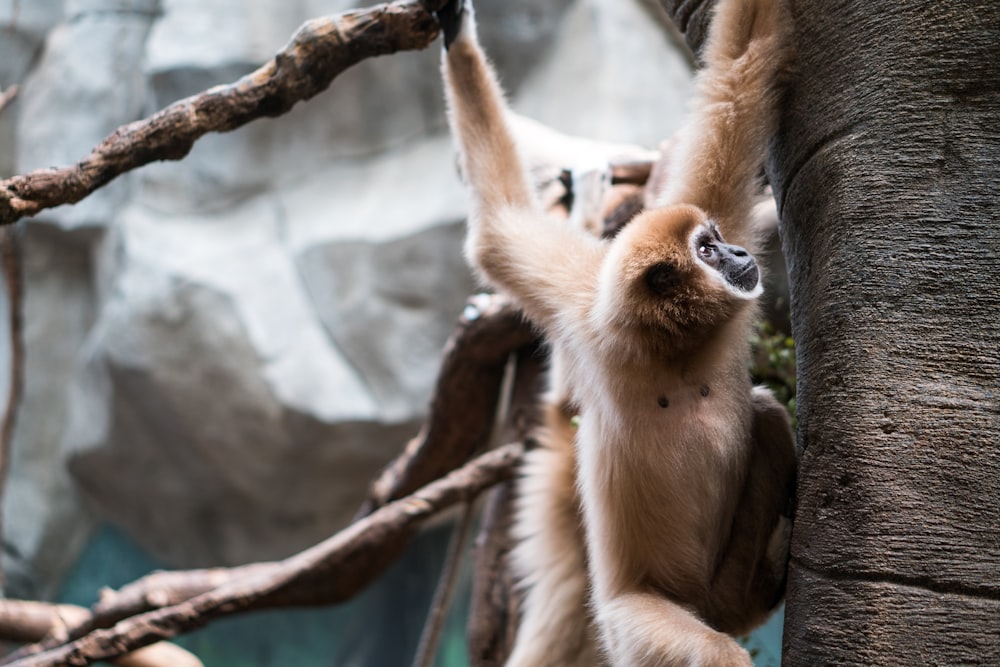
<box><xmin>466</xmin><ymin>347</ymin><xmax>545</xmax><ymax>667</ymax></box>
<box><xmin>0</xmin><ymin>1</ymin><xmax>445</xmax><ymax>226</ymax></box>
<box><xmin>466</xmin><ymin>482</ymin><xmax>520</xmax><ymax>667</ymax></box>
<box><xmin>0</xmin><ymin>225</ymin><xmax>21</xmax><ymax>589</ymax></box>
<box><xmin>410</xmin><ymin>501</ymin><xmax>477</xmax><ymax>667</ymax></box>
<box><xmin>0</xmin><ymin>86</ymin><xmax>18</xmax><ymax>116</ymax></box>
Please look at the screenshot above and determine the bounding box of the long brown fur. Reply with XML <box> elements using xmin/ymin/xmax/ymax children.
<box><xmin>439</xmin><ymin>0</ymin><xmax>797</xmax><ymax>664</ymax></box>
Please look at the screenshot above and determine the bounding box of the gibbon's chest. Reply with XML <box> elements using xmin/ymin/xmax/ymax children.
<box><xmin>567</xmin><ymin>350</ymin><xmax>747</xmax><ymax>451</ymax></box>
<box><xmin>574</xmin><ymin>404</ymin><xmax>744</xmax><ymax>590</ymax></box>
<box><xmin>570</xmin><ymin>360</ymin><xmax>751</xmax><ymax>581</ymax></box>
<box><xmin>577</xmin><ymin>380</ymin><xmax>745</xmax><ymax>476</ymax></box>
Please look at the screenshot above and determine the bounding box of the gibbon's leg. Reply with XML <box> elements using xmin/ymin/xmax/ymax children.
<box><xmin>657</xmin><ymin>0</ymin><xmax>793</xmax><ymax>252</ymax></box>
<box><xmin>591</xmin><ymin>396</ymin><xmax>794</xmax><ymax>666</ymax></box>
<box><xmin>705</xmin><ymin>387</ymin><xmax>798</xmax><ymax>634</ymax></box>
<box><xmin>438</xmin><ymin>0</ymin><xmax>605</xmax><ymax>333</ymax></box>
<box><xmin>506</xmin><ymin>404</ymin><xmax>600</xmax><ymax>667</ymax></box>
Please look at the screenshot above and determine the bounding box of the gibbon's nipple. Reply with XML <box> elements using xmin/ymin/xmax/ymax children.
<box><xmin>657</xmin><ymin>396</ymin><xmax>669</xmax><ymax>408</ymax></box>
<box><xmin>700</xmin><ymin>385</ymin><xmax>711</xmax><ymax>397</ymax></box>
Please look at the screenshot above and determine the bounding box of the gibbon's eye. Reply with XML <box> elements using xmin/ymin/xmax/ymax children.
<box><xmin>645</xmin><ymin>262</ymin><xmax>680</xmax><ymax>296</ymax></box>
<box><xmin>698</xmin><ymin>241</ymin><xmax>719</xmax><ymax>264</ymax></box>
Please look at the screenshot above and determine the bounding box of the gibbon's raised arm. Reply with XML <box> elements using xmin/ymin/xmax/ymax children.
<box><xmin>439</xmin><ymin>4</ymin><xmax>605</xmax><ymax>333</ymax></box>
<box><xmin>657</xmin><ymin>0</ymin><xmax>792</xmax><ymax>251</ymax></box>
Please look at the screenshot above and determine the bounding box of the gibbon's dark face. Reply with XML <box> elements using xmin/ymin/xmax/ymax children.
<box><xmin>688</xmin><ymin>222</ymin><xmax>760</xmax><ymax>295</ymax></box>
<box><xmin>598</xmin><ymin>203</ymin><xmax>761</xmax><ymax>341</ymax></box>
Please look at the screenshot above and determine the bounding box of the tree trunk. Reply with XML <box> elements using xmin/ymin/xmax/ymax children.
<box><xmin>662</xmin><ymin>0</ymin><xmax>1000</xmax><ymax>664</ymax></box>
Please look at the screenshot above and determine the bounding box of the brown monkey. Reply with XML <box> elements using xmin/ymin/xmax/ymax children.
<box><xmin>437</xmin><ymin>0</ymin><xmax>797</xmax><ymax>664</ymax></box>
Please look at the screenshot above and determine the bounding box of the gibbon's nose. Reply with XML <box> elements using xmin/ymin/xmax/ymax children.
<box><xmin>718</xmin><ymin>242</ymin><xmax>759</xmax><ymax>292</ymax></box>
<box><xmin>722</xmin><ymin>243</ymin><xmax>750</xmax><ymax>258</ymax></box>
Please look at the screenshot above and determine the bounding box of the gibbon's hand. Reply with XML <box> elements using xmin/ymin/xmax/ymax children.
<box><xmin>434</xmin><ymin>0</ymin><xmax>466</xmax><ymax>50</ymax></box>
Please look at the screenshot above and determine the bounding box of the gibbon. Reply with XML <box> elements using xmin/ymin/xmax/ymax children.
<box><xmin>437</xmin><ymin>0</ymin><xmax>797</xmax><ymax>664</ymax></box>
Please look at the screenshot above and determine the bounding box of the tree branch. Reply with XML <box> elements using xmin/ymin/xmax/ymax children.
<box><xmin>0</xmin><ymin>0</ymin><xmax>447</xmax><ymax>226</ymax></box>
<box><xmin>0</xmin><ymin>601</ymin><xmax>202</xmax><ymax>667</ymax></box>
<box><xmin>465</xmin><ymin>346</ymin><xmax>544</xmax><ymax>667</ymax></box>
<box><xmin>410</xmin><ymin>501</ymin><xmax>477</xmax><ymax>667</ymax></box>
<box><xmin>4</xmin><ymin>443</ymin><xmax>523</xmax><ymax>667</ymax></box>
<box><xmin>0</xmin><ymin>86</ymin><xmax>18</xmax><ymax>116</ymax></box>
<box><xmin>0</xmin><ymin>226</ymin><xmax>22</xmax><ymax>589</ymax></box>
<box><xmin>466</xmin><ymin>482</ymin><xmax>520</xmax><ymax>667</ymax></box>
<box><xmin>358</xmin><ymin>294</ymin><xmax>537</xmax><ymax>516</ymax></box>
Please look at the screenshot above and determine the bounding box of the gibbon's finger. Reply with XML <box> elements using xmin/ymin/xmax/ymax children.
<box><xmin>435</xmin><ymin>0</ymin><xmax>465</xmax><ymax>50</ymax></box>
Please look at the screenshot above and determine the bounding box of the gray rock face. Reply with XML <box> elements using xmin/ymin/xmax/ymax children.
<box><xmin>15</xmin><ymin>1</ymin><xmax>158</xmax><ymax>228</ymax></box>
<box><xmin>0</xmin><ymin>0</ymin><xmax>65</xmax><ymax>178</ymax></box>
<box><xmin>0</xmin><ymin>0</ymin><xmax>694</xmax><ymax>593</ymax></box>
<box><xmin>2</xmin><ymin>225</ymin><xmax>100</xmax><ymax>600</ymax></box>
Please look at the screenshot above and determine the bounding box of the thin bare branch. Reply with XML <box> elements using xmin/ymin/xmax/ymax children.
<box><xmin>0</xmin><ymin>86</ymin><xmax>18</xmax><ymax>116</ymax></box>
<box><xmin>5</xmin><ymin>443</ymin><xmax>523</xmax><ymax>667</ymax></box>
<box><xmin>410</xmin><ymin>501</ymin><xmax>477</xmax><ymax>667</ymax></box>
<box><xmin>466</xmin><ymin>482</ymin><xmax>520</xmax><ymax>667</ymax></box>
<box><xmin>466</xmin><ymin>348</ymin><xmax>544</xmax><ymax>667</ymax></box>
<box><xmin>0</xmin><ymin>1</ymin><xmax>446</xmax><ymax>226</ymax></box>
<box><xmin>0</xmin><ymin>600</ymin><xmax>89</xmax><ymax>645</ymax></box>
<box><xmin>0</xmin><ymin>225</ymin><xmax>23</xmax><ymax>588</ymax></box>
<box><xmin>0</xmin><ymin>601</ymin><xmax>202</xmax><ymax>667</ymax></box>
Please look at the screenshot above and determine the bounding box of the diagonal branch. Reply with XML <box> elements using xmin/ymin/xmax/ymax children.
<box><xmin>4</xmin><ymin>443</ymin><xmax>524</xmax><ymax>667</ymax></box>
<box><xmin>358</xmin><ymin>293</ymin><xmax>537</xmax><ymax>517</ymax></box>
<box><xmin>0</xmin><ymin>86</ymin><xmax>18</xmax><ymax>116</ymax></box>
<box><xmin>0</xmin><ymin>600</ymin><xmax>203</xmax><ymax>667</ymax></box>
<box><xmin>0</xmin><ymin>0</ymin><xmax>449</xmax><ymax>226</ymax></box>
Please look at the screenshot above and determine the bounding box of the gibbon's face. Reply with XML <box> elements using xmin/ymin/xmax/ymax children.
<box><xmin>597</xmin><ymin>203</ymin><xmax>762</xmax><ymax>341</ymax></box>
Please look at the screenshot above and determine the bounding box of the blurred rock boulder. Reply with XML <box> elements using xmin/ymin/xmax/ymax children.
<box><xmin>0</xmin><ymin>0</ymin><xmax>693</xmax><ymax>598</ymax></box>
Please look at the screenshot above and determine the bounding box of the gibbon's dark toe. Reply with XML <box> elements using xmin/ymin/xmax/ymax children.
<box><xmin>435</xmin><ymin>0</ymin><xmax>465</xmax><ymax>50</ymax></box>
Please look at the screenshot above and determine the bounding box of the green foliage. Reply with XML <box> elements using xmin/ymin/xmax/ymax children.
<box><xmin>749</xmin><ymin>319</ymin><xmax>797</xmax><ymax>426</ymax></box>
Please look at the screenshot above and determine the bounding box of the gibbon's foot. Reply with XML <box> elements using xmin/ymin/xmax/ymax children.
<box><xmin>435</xmin><ymin>0</ymin><xmax>466</xmax><ymax>50</ymax></box>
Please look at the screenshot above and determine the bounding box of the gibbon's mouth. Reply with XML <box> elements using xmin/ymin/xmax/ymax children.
<box><xmin>731</xmin><ymin>262</ymin><xmax>760</xmax><ymax>292</ymax></box>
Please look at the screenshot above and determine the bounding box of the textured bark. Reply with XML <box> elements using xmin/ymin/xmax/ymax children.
<box><xmin>466</xmin><ymin>348</ymin><xmax>544</xmax><ymax>667</ymax></box>
<box><xmin>658</xmin><ymin>0</ymin><xmax>717</xmax><ymax>61</ymax></box>
<box><xmin>660</xmin><ymin>0</ymin><xmax>1000</xmax><ymax>663</ymax></box>
<box><xmin>0</xmin><ymin>0</ymin><xmax>449</xmax><ymax>226</ymax></box>
<box><xmin>774</xmin><ymin>1</ymin><xmax>1000</xmax><ymax>663</ymax></box>
<box><xmin>0</xmin><ymin>601</ymin><xmax>203</xmax><ymax>667</ymax></box>
<box><xmin>466</xmin><ymin>482</ymin><xmax>520</xmax><ymax>667</ymax></box>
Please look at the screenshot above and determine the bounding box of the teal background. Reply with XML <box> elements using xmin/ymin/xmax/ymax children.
<box><xmin>58</xmin><ymin>523</ymin><xmax>781</xmax><ymax>666</ymax></box>
<box><xmin>58</xmin><ymin>523</ymin><xmax>471</xmax><ymax>667</ymax></box>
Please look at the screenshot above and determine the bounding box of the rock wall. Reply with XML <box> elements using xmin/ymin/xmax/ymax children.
<box><xmin>0</xmin><ymin>0</ymin><xmax>693</xmax><ymax>599</ymax></box>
